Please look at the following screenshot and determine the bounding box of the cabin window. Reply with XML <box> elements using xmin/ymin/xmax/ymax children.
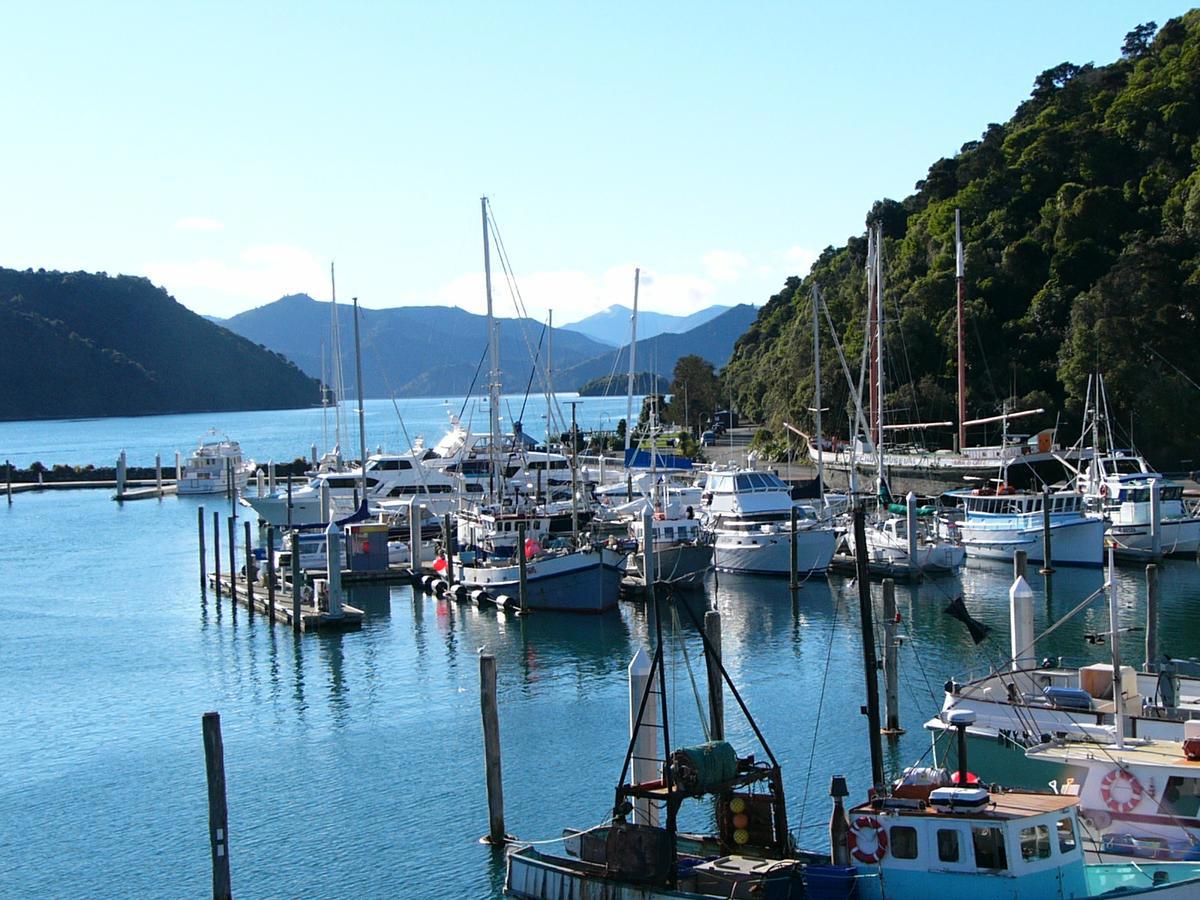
<box><xmin>1019</xmin><ymin>824</ymin><xmax>1051</xmax><ymax>861</ymax></box>
<box><xmin>971</xmin><ymin>826</ymin><xmax>1008</xmax><ymax>870</ymax></box>
<box><xmin>1161</xmin><ymin>777</ymin><xmax>1200</xmax><ymax>817</ymax></box>
<box><xmin>936</xmin><ymin>828</ymin><xmax>960</xmax><ymax>862</ymax></box>
<box><xmin>890</xmin><ymin>826</ymin><xmax>918</xmax><ymax>860</ymax></box>
<box><xmin>1056</xmin><ymin>818</ymin><xmax>1076</xmax><ymax>854</ymax></box>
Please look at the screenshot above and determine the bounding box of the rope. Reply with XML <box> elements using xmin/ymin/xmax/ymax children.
<box><xmin>799</xmin><ymin>576</ymin><xmax>845</xmax><ymax>829</ymax></box>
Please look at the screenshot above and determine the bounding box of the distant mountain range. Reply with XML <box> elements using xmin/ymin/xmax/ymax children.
<box><xmin>0</xmin><ymin>268</ymin><xmax>320</xmax><ymax>420</ymax></box>
<box><xmin>561</xmin><ymin>303</ymin><xmax>731</xmax><ymax>346</ymax></box>
<box><xmin>216</xmin><ymin>296</ymin><xmax>757</xmax><ymax>398</ymax></box>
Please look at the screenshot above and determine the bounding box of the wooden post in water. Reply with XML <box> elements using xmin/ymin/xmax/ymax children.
<box><xmin>290</xmin><ymin>531</ymin><xmax>302</xmax><ymax>633</ymax></box>
<box><xmin>852</xmin><ymin>505</ymin><xmax>885</xmax><ymax>789</ymax></box>
<box><xmin>227</xmin><ymin>516</ymin><xmax>238</xmax><ymax>607</ymax></box>
<box><xmin>266</xmin><ymin>526</ymin><xmax>276</xmax><ymax>621</ymax></box>
<box><xmin>517</xmin><ymin>521</ymin><xmax>528</xmax><ymax>614</ymax></box>
<box><xmin>198</xmin><ymin>506</ymin><xmax>207</xmax><ymax>596</ymax></box>
<box><xmin>5</xmin><ymin>459</ymin><xmax>11</xmax><ymax>505</ymax></box>
<box><xmin>443</xmin><ymin>513</ymin><xmax>455</xmax><ymax>585</ymax></box>
<box><xmin>1014</xmin><ymin>549</ymin><xmax>1028</xmax><ymax>581</ymax></box>
<box><xmin>286</xmin><ymin>476</ymin><xmax>293</xmax><ymax>529</ymax></box>
<box><xmin>175</xmin><ymin>450</ymin><xmax>182</xmax><ymax>482</ymax></box>
<box><xmin>788</xmin><ymin>505</ymin><xmax>799</xmax><ymax>592</ymax></box>
<box><xmin>243</xmin><ymin>520</ymin><xmax>255</xmax><ymax>614</ymax></box>
<box><xmin>1150</xmin><ymin>480</ymin><xmax>1163</xmax><ymax>560</ymax></box>
<box><xmin>881</xmin><ymin>579</ymin><xmax>903</xmax><ymax>736</ymax></box>
<box><xmin>201</xmin><ymin>711</ymin><xmax>233</xmax><ymax>900</ymax></box>
<box><xmin>1146</xmin><ymin>563</ymin><xmax>1160</xmax><ymax>671</ymax></box>
<box><xmin>213</xmin><ymin>510</ymin><xmax>222</xmax><ymax>602</ymax></box>
<box><xmin>409</xmin><ymin>499</ymin><xmax>423</xmax><ymax>574</ymax></box>
<box><xmin>479</xmin><ymin>653</ymin><xmax>507</xmax><ymax>845</ymax></box>
<box><xmin>116</xmin><ymin>450</ymin><xmax>127</xmax><ymax>499</ymax></box>
<box><xmin>155</xmin><ymin>453</ymin><xmax>163</xmax><ymax>496</ymax></box>
<box><xmin>704</xmin><ymin>608</ymin><xmax>724</xmax><ymax>741</ymax></box>
<box><xmin>1039</xmin><ymin>485</ymin><xmax>1054</xmax><ymax>574</ymax></box>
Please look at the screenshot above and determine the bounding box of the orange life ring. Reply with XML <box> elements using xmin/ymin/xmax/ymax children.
<box><xmin>848</xmin><ymin>815</ymin><xmax>888</xmax><ymax>864</ymax></box>
<box><xmin>1100</xmin><ymin>768</ymin><xmax>1143</xmax><ymax>814</ymax></box>
<box><xmin>1099</xmin><ymin>483</ymin><xmax>1109</xmax><ymax>499</ymax></box>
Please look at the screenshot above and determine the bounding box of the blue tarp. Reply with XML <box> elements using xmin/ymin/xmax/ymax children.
<box><xmin>623</xmin><ymin>449</ymin><xmax>694</xmax><ymax>470</ymax></box>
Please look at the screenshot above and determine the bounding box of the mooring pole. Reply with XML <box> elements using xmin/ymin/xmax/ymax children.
<box><xmin>5</xmin><ymin>459</ymin><xmax>11</xmax><ymax>505</ymax></box>
<box><xmin>1039</xmin><ymin>485</ymin><xmax>1054</xmax><ymax>574</ymax></box>
<box><xmin>789</xmin><ymin>505</ymin><xmax>799</xmax><ymax>592</ymax></box>
<box><xmin>227</xmin><ymin>516</ymin><xmax>238</xmax><ymax>608</ymax></box>
<box><xmin>852</xmin><ymin>505</ymin><xmax>885</xmax><ymax>788</ymax></box>
<box><xmin>202</xmin><ymin>712</ymin><xmax>233</xmax><ymax>900</ymax></box>
<box><xmin>290</xmin><ymin>531</ymin><xmax>302</xmax><ymax>633</ymax></box>
<box><xmin>213</xmin><ymin>510</ymin><xmax>222</xmax><ymax>602</ymax></box>
<box><xmin>1014</xmin><ymin>548</ymin><xmax>1028</xmax><ymax>581</ymax></box>
<box><xmin>517</xmin><ymin>521</ymin><xmax>528</xmax><ymax>614</ymax></box>
<box><xmin>1146</xmin><ymin>563</ymin><xmax>1159</xmax><ymax>671</ymax></box>
<box><xmin>479</xmin><ymin>653</ymin><xmax>507</xmax><ymax>845</ymax></box>
<box><xmin>116</xmin><ymin>450</ymin><xmax>127</xmax><ymax>499</ymax></box>
<box><xmin>704</xmin><ymin>608</ymin><xmax>724</xmax><ymax>741</ymax></box>
<box><xmin>882</xmin><ymin>578</ymin><xmax>903</xmax><ymax>736</ymax></box>
<box><xmin>243</xmin><ymin>520</ymin><xmax>255</xmax><ymax>614</ymax></box>
<box><xmin>443</xmin><ymin>513</ymin><xmax>455</xmax><ymax>585</ymax></box>
<box><xmin>198</xmin><ymin>506</ymin><xmax>207</xmax><ymax>596</ymax></box>
<box><xmin>155</xmin><ymin>453</ymin><xmax>163</xmax><ymax>497</ymax></box>
<box><xmin>1150</xmin><ymin>480</ymin><xmax>1163</xmax><ymax>560</ymax></box>
<box><xmin>266</xmin><ymin>526</ymin><xmax>276</xmax><ymax>621</ymax></box>
<box><xmin>628</xmin><ymin>648</ymin><xmax>660</xmax><ymax>827</ymax></box>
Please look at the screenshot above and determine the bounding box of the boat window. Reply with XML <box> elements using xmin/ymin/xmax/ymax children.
<box><xmin>664</xmin><ymin>527</ymin><xmax>674</xmax><ymax>539</ymax></box>
<box><xmin>890</xmin><ymin>825</ymin><xmax>918</xmax><ymax>860</ymax></box>
<box><xmin>1019</xmin><ymin>824</ymin><xmax>1051</xmax><ymax>861</ymax></box>
<box><xmin>937</xmin><ymin>828</ymin><xmax>959</xmax><ymax>863</ymax></box>
<box><xmin>971</xmin><ymin>826</ymin><xmax>1008</xmax><ymax>870</ymax></box>
<box><xmin>736</xmin><ymin>474</ymin><xmax>753</xmax><ymax>491</ymax></box>
<box><xmin>1161</xmin><ymin>777</ymin><xmax>1200</xmax><ymax>817</ymax></box>
<box><xmin>1056</xmin><ymin>818</ymin><xmax>1076</xmax><ymax>854</ymax></box>
<box><xmin>1163</xmin><ymin>486</ymin><xmax>1183</xmax><ymax>501</ymax></box>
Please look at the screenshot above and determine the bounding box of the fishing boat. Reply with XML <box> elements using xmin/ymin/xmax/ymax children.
<box><xmin>946</xmin><ymin>483</ymin><xmax>1105</xmax><ymax>566</ymax></box>
<box><xmin>177</xmin><ymin>431</ymin><xmax>255</xmax><ymax>495</ymax></box>
<box><xmin>841</xmin><ymin>500</ymin><xmax>965</xmax><ymax>575</ymax></box>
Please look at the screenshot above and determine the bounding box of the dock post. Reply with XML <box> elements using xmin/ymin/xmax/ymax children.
<box><xmin>201</xmin><ymin>711</ymin><xmax>233</xmax><ymax>900</ymax></box>
<box><xmin>155</xmin><ymin>453</ymin><xmax>162</xmax><ymax>496</ymax></box>
<box><xmin>1014</xmin><ymin>549</ymin><xmax>1028</xmax><ymax>581</ymax></box>
<box><xmin>628</xmin><ymin>648</ymin><xmax>660</xmax><ymax>827</ymax></box>
<box><xmin>266</xmin><ymin>526</ymin><xmax>276</xmax><ymax>621</ymax></box>
<box><xmin>788</xmin><ymin>505</ymin><xmax>799</xmax><ymax>591</ymax></box>
<box><xmin>906</xmin><ymin>491</ymin><xmax>919</xmax><ymax>577</ymax></box>
<box><xmin>227</xmin><ymin>516</ymin><xmax>238</xmax><ymax>608</ymax></box>
<box><xmin>116</xmin><ymin>450</ymin><xmax>127</xmax><ymax>498</ymax></box>
<box><xmin>267</xmin><ymin>461</ymin><xmax>276</xmax><ymax>494</ymax></box>
<box><xmin>5</xmin><ymin>459</ymin><xmax>10</xmax><ymax>505</ymax></box>
<box><xmin>311</xmin><ymin>444</ymin><xmax>318</xmax><ymax>468</ymax></box>
<box><xmin>1150</xmin><ymin>480</ymin><xmax>1162</xmax><ymax>559</ymax></box>
<box><xmin>290</xmin><ymin>532</ymin><xmax>302</xmax><ymax>633</ymax></box>
<box><xmin>517</xmin><ymin>521</ymin><xmax>528</xmax><ymax>614</ymax></box>
<box><xmin>443</xmin><ymin>513</ymin><xmax>455</xmax><ymax>585</ymax></box>
<box><xmin>704</xmin><ymin>609</ymin><xmax>724</xmax><ymax>741</ymax></box>
<box><xmin>256</xmin><ymin>469</ymin><xmax>265</xmax><ymax>498</ymax></box>
<box><xmin>479</xmin><ymin>653</ymin><xmax>507</xmax><ymax>844</ymax></box>
<box><xmin>243</xmin><ymin>520</ymin><xmax>255</xmax><ymax>614</ymax></box>
<box><xmin>286</xmin><ymin>477</ymin><xmax>293</xmax><ymax>529</ymax></box>
<box><xmin>1010</xmin><ymin>574</ymin><xmax>1035</xmax><ymax>672</ymax></box>
<box><xmin>409</xmin><ymin>500</ymin><xmax>423</xmax><ymax>574</ymax></box>
<box><xmin>1039</xmin><ymin>485</ymin><xmax>1055</xmax><ymax>574</ymax></box>
<box><xmin>1146</xmin><ymin>564</ymin><xmax>1159</xmax><ymax>671</ymax></box>
<box><xmin>882</xmin><ymin>579</ymin><xmax>903</xmax><ymax>735</ymax></box>
<box><xmin>175</xmin><ymin>450</ymin><xmax>182</xmax><ymax>482</ymax></box>
<box><xmin>213</xmin><ymin>511</ymin><xmax>222</xmax><ymax>601</ymax></box>
<box><xmin>198</xmin><ymin>506</ymin><xmax>207</xmax><ymax>595</ymax></box>
<box><xmin>319</xmin><ymin>480</ymin><xmax>331</xmax><ymax>524</ymax></box>
<box><xmin>326</xmin><ymin>521</ymin><xmax>344</xmax><ymax>618</ymax></box>
<box><xmin>641</xmin><ymin>506</ymin><xmax>656</xmax><ymax>593</ymax></box>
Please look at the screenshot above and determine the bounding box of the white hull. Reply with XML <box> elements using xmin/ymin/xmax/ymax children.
<box><xmin>1105</xmin><ymin>517</ymin><xmax>1200</xmax><ymax>556</ymax></box>
<box><xmin>711</xmin><ymin>527</ymin><xmax>836</xmax><ymax>575</ymax></box>
<box><xmin>178</xmin><ymin>465</ymin><xmax>253</xmax><ymax>495</ymax></box>
<box><xmin>960</xmin><ymin>516</ymin><xmax>1106</xmax><ymax>566</ymax></box>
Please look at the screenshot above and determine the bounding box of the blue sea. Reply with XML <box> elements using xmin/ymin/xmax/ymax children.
<box><xmin>3</xmin><ymin>398</ymin><xmax>1200</xmax><ymax>897</ymax></box>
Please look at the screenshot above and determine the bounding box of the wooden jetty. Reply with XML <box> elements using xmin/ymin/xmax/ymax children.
<box><xmin>208</xmin><ymin>572</ymin><xmax>363</xmax><ymax>632</ymax></box>
<box><xmin>828</xmin><ymin>552</ymin><xmax>924</xmax><ymax>583</ymax></box>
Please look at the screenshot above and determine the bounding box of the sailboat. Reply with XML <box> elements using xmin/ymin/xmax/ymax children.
<box><xmin>453</xmin><ymin>197</ymin><xmax>623</xmax><ymax>613</ymax></box>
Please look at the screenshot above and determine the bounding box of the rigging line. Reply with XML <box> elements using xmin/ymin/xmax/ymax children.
<box><xmin>458</xmin><ymin>344</ymin><xmax>490</xmax><ymax>421</ymax></box>
<box><xmin>1147</xmin><ymin>344</ymin><xmax>1200</xmax><ymax>394</ymax></box>
<box><xmin>968</xmin><ymin>308</ymin><xmax>1001</xmax><ymax>412</ymax></box>
<box><xmin>517</xmin><ymin>323</ymin><xmax>548</xmax><ymax>424</ymax></box>
<box><xmin>799</xmin><ymin>576</ymin><xmax>846</xmax><ymax>832</ymax></box>
<box><xmin>670</xmin><ymin>602</ymin><xmax>711</xmax><ymax>742</ymax></box>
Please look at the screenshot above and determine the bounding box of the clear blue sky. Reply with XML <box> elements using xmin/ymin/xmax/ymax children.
<box><xmin>1</xmin><ymin>2</ymin><xmax>1191</xmax><ymax>323</ymax></box>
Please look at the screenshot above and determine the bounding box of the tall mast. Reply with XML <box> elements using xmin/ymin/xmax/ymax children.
<box><xmin>875</xmin><ymin>222</ymin><xmax>886</xmax><ymax>493</ymax></box>
<box><xmin>482</xmin><ymin>196</ymin><xmax>501</xmax><ymax>504</ymax></box>
<box><xmin>321</xmin><ymin>340</ymin><xmax>329</xmax><ymax>453</ymax></box>
<box><xmin>352</xmin><ymin>297</ymin><xmax>368</xmax><ymax>504</ymax></box>
<box><xmin>812</xmin><ymin>285</ymin><xmax>824</xmax><ymax>508</ymax></box>
<box><xmin>866</xmin><ymin>228</ymin><xmax>879</xmax><ymax>453</ymax></box>
<box><xmin>955</xmin><ymin>209</ymin><xmax>967</xmax><ymax>452</ymax></box>
<box><xmin>330</xmin><ymin>262</ymin><xmax>347</xmax><ymax>454</ymax></box>
<box><xmin>626</xmin><ymin>268</ymin><xmax>640</xmax><ymax>498</ymax></box>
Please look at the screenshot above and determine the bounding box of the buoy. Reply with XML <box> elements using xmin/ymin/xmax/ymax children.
<box><xmin>469</xmin><ymin>588</ymin><xmax>491</xmax><ymax>607</ymax></box>
<box><xmin>433</xmin><ymin>579</ymin><xmax>448</xmax><ymax>596</ymax></box>
<box><xmin>450</xmin><ymin>584</ymin><xmax>468</xmax><ymax>601</ymax></box>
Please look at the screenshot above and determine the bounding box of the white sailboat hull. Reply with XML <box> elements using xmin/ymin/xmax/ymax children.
<box><xmin>711</xmin><ymin>528</ymin><xmax>836</xmax><ymax>576</ymax></box>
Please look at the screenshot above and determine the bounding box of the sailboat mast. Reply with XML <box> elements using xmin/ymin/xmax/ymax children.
<box><xmin>812</xmin><ymin>285</ymin><xmax>824</xmax><ymax>507</ymax></box>
<box><xmin>482</xmin><ymin>196</ymin><xmax>501</xmax><ymax>504</ymax></box>
<box><xmin>330</xmin><ymin>262</ymin><xmax>347</xmax><ymax>454</ymax></box>
<box><xmin>955</xmin><ymin>209</ymin><xmax>967</xmax><ymax>452</ymax></box>
<box><xmin>875</xmin><ymin>223</ymin><xmax>886</xmax><ymax>492</ymax></box>
<box><xmin>626</xmin><ymin>268</ymin><xmax>640</xmax><ymax>498</ymax></box>
<box><xmin>867</xmin><ymin>228</ymin><xmax>879</xmax><ymax>452</ymax></box>
<box><xmin>352</xmin><ymin>297</ymin><xmax>368</xmax><ymax>504</ymax></box>
<box><xmin>321</xmin><ymin>340</ymin><xmax>329</xmax><ymax>454</ymax></box>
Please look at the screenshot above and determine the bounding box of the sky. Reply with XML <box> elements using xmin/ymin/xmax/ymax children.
<box><xmin>1</xmin><ymin>2</ymin><xmax>1192</xmax><ymax>325</ymax></box>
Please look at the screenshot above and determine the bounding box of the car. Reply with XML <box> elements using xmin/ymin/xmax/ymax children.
<box><xmin>701</xmin><ymin>430</ymin><xmax>716</xmax><ymax>446</ymax></box>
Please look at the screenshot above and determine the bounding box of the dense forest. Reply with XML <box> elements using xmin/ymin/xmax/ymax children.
<box><xmin>725</xmin><ymin>14</ymin><xmax>1200</xmax><ymax>467</ymax></box>
<box><xmin>0</xmin><ymin>268</ymin><xmax>320</xmax><ymax>420</ymax></box>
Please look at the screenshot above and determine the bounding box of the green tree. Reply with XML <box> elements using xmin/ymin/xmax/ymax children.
<box><xmin>662</xmin><ymin>355</ymin><xmax>720</xmax><ymax>431</ymax></box>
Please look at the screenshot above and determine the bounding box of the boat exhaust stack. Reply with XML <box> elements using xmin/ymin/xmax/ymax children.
<box><xmin>946</xmin><ymin>708</ymin><xmax>976</xmax><ymax>786</ymax></box>
<box><xmin>829</xmin><ymin>775</ymin><xmax>849</xmax><ymax>866</ymax></box>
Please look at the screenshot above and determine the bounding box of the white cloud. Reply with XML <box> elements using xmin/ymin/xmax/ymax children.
<box><xmin>702</xmin><ymin>249</ymin><xmax>748</xmax><ymax>282</ymax></box>
<box><xmin>784</xmin><ymin>245</ymin><xmax>819</xmax><ymax>277</ymax></box>
<box><xmin>173</xmin><ymin>216</ymin><xmax>225</xmax><ymax>232</ymax></box>
<box><xmin>142</xmin><ymin>243</ymin><xmax>327</xmax><ymax>315</ymax></box>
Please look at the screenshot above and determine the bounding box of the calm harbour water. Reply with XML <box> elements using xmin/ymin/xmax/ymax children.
<box><xmin>3</xmin><ymin>403</ymin><xmax>1200</xmax><ymax>898</ymax></box>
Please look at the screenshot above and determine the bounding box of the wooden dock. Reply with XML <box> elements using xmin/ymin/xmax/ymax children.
<box><xmin>829</xmin><ymin>552</ymin><xmax>925</xmax><ymax>583</ymax></box>
<box><xmin>208</xmin><ymin>573</ymin><xmax>363</xmax><ymax>632</ymax></box>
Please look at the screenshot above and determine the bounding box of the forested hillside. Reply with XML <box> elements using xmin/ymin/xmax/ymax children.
<box><xmin>725</xmin><ymin>15</ymin><xmax>1200</xmax><ymax>467</ymax></box>
<box><xmin>0</xmin><ymin>269</ymin><xmax>320</xmax><ymax>420</ymax></box>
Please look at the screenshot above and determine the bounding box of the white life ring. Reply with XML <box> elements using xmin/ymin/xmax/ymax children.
<box><xmin>1100</xmin><ymin>768</ymin><xmax>1143</xmax><ymax>814</ymax></box>
<box><xmin>848</xmin><ymin>814</ymin><xmax>888</xmax><ymax>864</ymax></box>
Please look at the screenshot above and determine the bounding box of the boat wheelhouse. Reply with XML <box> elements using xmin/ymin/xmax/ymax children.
<box><xmin>948</xmin><ymin>486</ymin><xmax>1105</xmax><ymax>566</ymax></box>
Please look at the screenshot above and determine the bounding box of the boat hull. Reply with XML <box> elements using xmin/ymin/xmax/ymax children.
<box><xmin>458</xmin><ymin>548</ymin><xmax>623</xmax><ymax>613</ymax></box>
<box><xmin>632</xmin><ymin>543</ymin><xmax>713</xmax><ymax>586</ymax></box>
<box><xmin>711</xmin><ymin>528</ymin><xmax>836</xmax><ymax>576</ymax></box>
<box><xmin>960</xmin><ymin>516</ymin><xmax>1106</xmax><ymax>566</ymax></box>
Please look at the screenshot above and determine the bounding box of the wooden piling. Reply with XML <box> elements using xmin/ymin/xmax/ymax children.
<box><xmin>198</xmin><ymin>506</ymin><xmax>207</xmax><ymax>595</ymax></box>
<box><xmin>881</xmin><ymin>579</ymin><xmax>903</xmax><ymax>735</ymax></box>
<box><xmin>479</xmin><ymin>653</ymin><xmax>506</xmax><ymax>845</ymax></box>
<box><xmin>227</xmin><ymin>516</ymin><xmax>238</xmax><ymax>606</ymax></box>
<box><xmin>1039</xmin><ymin>486</ymin><xmax>1054</xmax><ymax>574</ymax></box>
<box><xmin>202</xmin><ymin>712</ymin><xmax>233</xmax><ymax>900</ymax></box>
<box><xmin>6</xmin><ymin>459</ymin><xmax>12</xmax><ymax>505</ymax></box>
<box><xmin>1014</xmin><ymin>549</ymin><xmax>1028</xmax><ymax>582</ymax></box>
<box><xmin>290</xmin><ymin>532</ymin><xmax>302</xmax><ymax>633</ymax></box>
<box><xmin>789</xmin><ymin>505</ymin><xmax>799</xmax><ymax>591</ymax></box>
<box><xmin>266</xmin><ymin>526</ymin><xmax>276</xmax><ymax>621</ymax></box>
<box><xmin>443</xmin><ymin>513</ymin><xmax>455</xmax><ymax>585</ymax></box>
<box><xmin>155</xmin><ymin>453</ymin><xmax>163</xmax><ymax>496</ymax></box>
<box><xmin>517</xmin><ymin>522</ymin><xmax>528</xmax><ymax>614</ymax></box>
<box><xmin>704</xmin><ymin>608</ymin><xmax>724</xmax><ymax>741</ymax></box>
<box><xmin>243</xmin><ymin>520</ymin><xmax>255</xmax><ymax>614</ymax></box>
<box><xmin>1146</xmin><ymin>563</ymin><xmax>1159</xmax><ymax>671</ymax></box>
<box><xmin>213</xmin><ymin>511</ymin><xmax>222</xmax><ymax>602</ymax></box>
